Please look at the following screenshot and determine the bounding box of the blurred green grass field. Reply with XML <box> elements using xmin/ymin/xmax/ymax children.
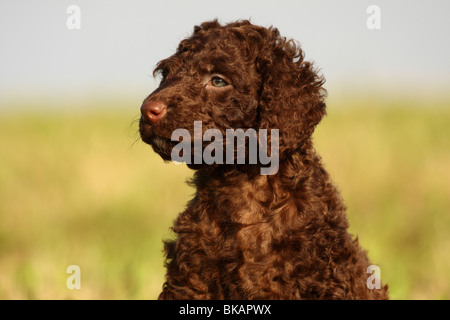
<box><xmin>0</xmin><ymin>100</ymin><xmax>449</xmax><ymax>299</ymax></box>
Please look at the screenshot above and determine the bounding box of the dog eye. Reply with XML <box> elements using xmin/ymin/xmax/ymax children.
<box><xmin>211</xmin><ymin>77</ymin><xmax>228</xmax><ymax>87</ymax></box>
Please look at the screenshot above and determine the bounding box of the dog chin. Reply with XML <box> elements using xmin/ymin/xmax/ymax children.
<box><xmin>145</xmin><ymin>135</ymin><xmax>174</xmax><ymax>161</ymax></box>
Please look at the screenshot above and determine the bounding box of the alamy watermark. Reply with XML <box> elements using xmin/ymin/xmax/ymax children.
<box><xmin>367</xmin><ymin>5</ymin><xmax>381</xmax><ymax>30</ymax></box>
<box><xmin>366</xmin><ymin>265</ymin><xmax>382</xmax><ymax>289</ymax></box>
<box><xmin>66</xmin><ymin>5</ymin><xmax>81</xmax><ymax>30</ymax></box>
<box><xmin>64</xmin><ymin>264</ymin><xmax>381</xmax><ymax>291</ymax></box>
<box><xmin>65</xmin><ymin>5</ymin><xmax>380</xmax><ymax>31</ymax></box>
<box><xmin>66</xmin><ymin>265</ymin><xmax>81</xmax><ymax>290</ymax></box>
<box><xmin>170</xmin><ymin>121</ymin><xmax>279</xmax><ymax>175</ymax></box>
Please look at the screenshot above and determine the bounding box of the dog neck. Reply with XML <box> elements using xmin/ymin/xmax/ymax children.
<box><xmin>190</xmin><ymin>141</ymin><xmax>332</xmax><ymax>225</ymax></box>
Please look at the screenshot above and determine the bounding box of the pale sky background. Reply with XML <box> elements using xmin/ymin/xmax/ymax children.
<box><xmin>0</xmin><ymin>0</ymin><xmax>449</xmax><ymax>110</ymax></box>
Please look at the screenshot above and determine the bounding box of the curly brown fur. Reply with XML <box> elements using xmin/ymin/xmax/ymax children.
<box><xmin>139</xmin><ymin>19</ymin><xmax>388</xmax><ymax>299</ymax></box>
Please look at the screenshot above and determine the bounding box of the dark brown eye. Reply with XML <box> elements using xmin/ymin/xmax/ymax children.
<box><xmin>211</xmin><ymin>77</ymin><xmax>228</xmax><ymax>87</ymax></box>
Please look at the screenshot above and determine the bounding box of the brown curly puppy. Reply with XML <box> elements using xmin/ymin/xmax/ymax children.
<box><xmin>139</xmin><ymin>20</ymin><xmax>388</xmax><ymax>299</ymax></box>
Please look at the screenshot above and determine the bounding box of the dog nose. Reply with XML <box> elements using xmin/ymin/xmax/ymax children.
<box><xmin>141</xmin><ymin>100</ymin><xmax>167</xmax><ymax>124</ymax></box>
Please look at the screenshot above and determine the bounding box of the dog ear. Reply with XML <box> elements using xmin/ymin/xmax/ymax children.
<box><xmin>256</xmin><ymin>30</ymin><xmax>327</xmax><ymax>157</ymax></box>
